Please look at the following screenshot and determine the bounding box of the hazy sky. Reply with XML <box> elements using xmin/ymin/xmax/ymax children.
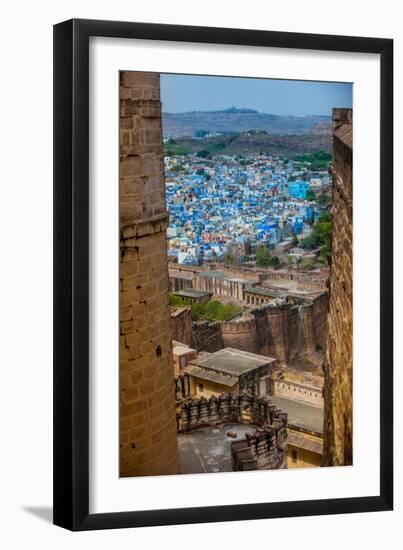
<box><xmin>160</xmin><ymin>74</ymin><xmax>352</xmax><ymax>117</ymax></box>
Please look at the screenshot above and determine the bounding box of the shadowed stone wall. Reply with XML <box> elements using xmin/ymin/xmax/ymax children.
<box><xmin>191</xmin><ymin>320</ymin><xmax>224</xmax><ymax>352</ymax></box>
<box><xmin>221</xmin><ymin>315</ymin><xmax>258</xmax><ymax>353</ymax></box>
<box><xmin>221</xmin><ymin>296</ymin><xmax>327</xmax><ymax>366</ymax></box>
<box><xmin>323</xmin><ymin>108</ymin><xmax>353</xmax><ymax>466</ymax></box>
<box><xmin>171</xmin><ymin>306</ymin><xmax>193</xmax><ymax>346</ymax></box>
<box><xmin>119</xmin><ymin>71</ymin><xmax>179</xmax><ymax>477</ymax></box>
<box><xmin>189</xmin><ymin>295</ymin><xmax>327</xmax><ymax>366</ymax></box>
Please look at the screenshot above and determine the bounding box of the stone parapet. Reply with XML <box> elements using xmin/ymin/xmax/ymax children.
<box><xmin>179</xmin><ymin>393</ymin><xmax>287</xmax><ymax>432</ymax></box>
<box><xmin>178</xmin><ymin>393</ymin><xmax>288</xmax><ymax>470</ymax></box>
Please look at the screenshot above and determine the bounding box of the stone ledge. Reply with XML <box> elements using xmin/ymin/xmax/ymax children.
<box><xmin>121</xmin><ymin>213</ymin><xmax>169</xmax><ymax>240</ymax></box>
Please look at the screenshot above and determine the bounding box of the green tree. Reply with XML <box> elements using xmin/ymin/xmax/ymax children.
<box><xmin>299</xmin><ymin>210</ymin><xmax>332</xmax><ymax>263</ymax></box>
<box><xmin>196</xmin><ymin>149</ymin><xmax>211</xmax><ymax>158</ymax></box>
<box><xmin>169</xmin><ymin>295</ymin><xmax>241</xmax><ymax>322</ymax></box>
<box><xmin>305</xmin><ymin>189</ymin><xmax>316</xmax><ymax>201</ymax></box>
<box><xmin>255</xmin><ymin>245</ymin><xmax>272</xmax><ymax>267</ymax></box>
<box><xmin>223</xmin><ymin>252</ymin><xmax>239</xmax><ymax>265</ymax></box>
<box><xmin>318</xmin><ymin>193</ymin><xmax>331</xmax><ymax>205</ymax></box>
<box><xmin>299</xmin><ymin>233</ymin><xmax>320</xmax><ymax>249</ymax></box>
<box><xmin>256</xmin><ymin>246</ymin><xmax>280</xmax><ymax>268</ymax></box>
<box><xmin>300</xmin><ymin>258</ymin><xmax>314</xmax><ymax>271</ymax></box>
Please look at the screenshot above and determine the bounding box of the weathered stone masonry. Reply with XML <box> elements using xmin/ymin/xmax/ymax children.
<box><xmin>323</xmin><ymin>108</ymin><xmax>353</xmax><ymax>466</ymax></box>
<box><xmin>171</xmin><ymin>306</ymin><xmax>193</xmax><ymax>347</ymax></box>
<box><xmin>178</xmin><ymin>393</ymin><xmax>288</xmax><ymax>470</ymax></box>
<box><xmin>189</xmin><ymin>294</ymin><xmax>328</xmax><ymax>366</ymax></box>
<box><xmin>170</xmin><ymin>262</ymin><xmax>328</xmax><ymax>365</ymax></box>
<box><xmin>120</xmin><ymin>72</ymin><xmax>179</xmax><ymax>477</ymax></box>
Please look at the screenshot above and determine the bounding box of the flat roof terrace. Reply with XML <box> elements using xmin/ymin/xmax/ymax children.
<box><xmin>184</xmin><ymin>364</ymin><xmax>238</xmax><ymax>387</ymax></box>
<box><xmin>172</xmin><ymin>289</ymin><xmax>212</xmax><ymax>299</ymax></box>
<box><xmin>178</xmin><ymin>423</ymin><xmax>260</xmax><ymax>474</ymax></box>
<box><xmin>199</xmin><ymin>270</ymin><xmax>224</xmax><ymax>279</ymax></box>
<box><xmin>169</xmin><ymin>271</ymin><xmax>195</xmax><ymax>280</ymax></box>
<box><xmin>189</xmin><ymin>347</ymin><xmax>276</xmax><ymax>377</ymax></box>
<box><xmin>199</xmin><ymin>271</ymin><xmax>251</xmax><ymax>285</ymax></box>
<box><xmin>264</xmin><ymin>279</ymin><xmax>311</xmax><ymax>293</ymax></box>
<box><xmin>226</xmin><ymin>277</ymin><xmax>252</xmax><ymax>284</ymax></box>
<box><xmin>245</xmin><ymin>286</ymin><xmax>279</xmax><ymax>297</ymax></box>
<box><xmin>269</xmin><ymin>395</ymin><xmax>323</xmax><ymax>435</ymax></box>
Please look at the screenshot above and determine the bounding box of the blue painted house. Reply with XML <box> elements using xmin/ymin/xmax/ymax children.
<box><xmin>288</xmin><ymin>180</ymin><xmax>310</xmax><ymax>200</ymax></box>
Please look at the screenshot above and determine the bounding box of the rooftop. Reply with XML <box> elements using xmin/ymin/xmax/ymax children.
<box><xmin>245</xmin><ymin>286</ymin><xmax>278</xmax><ymax>297</ymax></box>
<box><xmin>169</xmin><ymin>271</ymin><xmax>194</xmax><ymax>280</ymax></box>
<box><xmin>226</xmin><ymin>276</ymin><xmax>252</xmax><ymax>284</ymax></box>
<box><xmin>171</xmin><ymin>306</ymin><xmax>191</xmax><ymax>318</ymax></box>
<box><xmin>185</xmin><ymin>364</ymin><xmax>238</xmax><ymax>387</ymax></box>
<box><xmin>173</xmin><ymin>289</ymin><xmax>212</xmax><ymax>299</ymax></box>
<box><xmin>288</xmin><ymin>432</ymin><xmax>323</xmax><ymax>455</ymax></box>
<box><xmin>173</xmin><ymin>344</ymin><xmax>196</xmax><ymax>357</ymax></box>
<box><xmin>269</xmin><ymin>394</ymin><xmax>323</xmax><ymax>435</ymax></box>
<box><xmin>199</xmin><ymin>270</ymin><xmax>225</xmax><ymax>279</ymax></box>
<box><xmin>262</xmin><ymin>279</ymin><xmax>315</xmax><ymax>295</ymax></box>
<box><xmin>189</xmin><ymin>347</ymin><xmax>276</xmax><ymax>377</ymax></box>
<box><xmin>178</xmin><ymin>423</ymin><xmax>260</xmax><ymax>474</ymax></box>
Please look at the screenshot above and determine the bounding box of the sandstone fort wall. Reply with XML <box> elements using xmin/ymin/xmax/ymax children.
<box><xmin>188</xmin><ymin>298</ymin><xmax>327</xmax><ymax>367</ymax></box>
<box><xmin>221</xmin><ymin>316</ymin><xmax>258</xmax><ymax>353</ymax></box>
<box><xmin>273</xmin><ymin>379</ymin><xmax>324</xmax><ymax>407</ymax></box>
<box><xmin>191</xmin><ymin>320</ymin><xmax>224</xmax><ymax>352</ymax></box>
<box><xmin>171</xmin><ymin>306</ymin><xmax>192</xmax><ymax>347</ymax></box>
<box><xmin>323</xmin><ymin>108</ymin><xmax>353</xmax><ymax>466</ymax></box>
<box><xmin>119</xmin><ymin>72</ymin><xmax>179</xmax><ymax>477</ymax></box>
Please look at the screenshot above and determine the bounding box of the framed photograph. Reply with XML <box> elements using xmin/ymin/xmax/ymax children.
<box><xmin>53</xmin><ymin>19</ymin><xmax>393</xmax><ymax>530</ymax></box>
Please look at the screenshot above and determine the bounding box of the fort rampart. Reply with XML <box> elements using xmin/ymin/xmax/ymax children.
<box><xmin>186</xmin><ymin>293</ymin><xmax>327</xmax><ymax>367</ymax></box>
<box><xmin>171</xmin><ymin>306</ymin><xmax>192</xmax><ymax>347</ymax></box>
<box><xmin>178</xmin><ymin>393</ymin><xmax>288</xmax><ymax>470</ymax></box>
<box><xmin>191</xmin><ymin>320</ymin><xmax>224</xmax><ymax>352</ymax></box>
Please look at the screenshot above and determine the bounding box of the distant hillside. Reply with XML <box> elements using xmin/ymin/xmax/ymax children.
<box><xmin>162</xmin><ymin>107</ymin><xmax>331</xmax><ymax>138</ymax></box>
<box><xmin>309</xmin><ymin>121</ymin><xmax>332</xmax><ymax>135</ymax></box>
<box><xmin>164</xmin><ymin>130</ymin><xmax>332</xmax><ymax>158</ymax></box>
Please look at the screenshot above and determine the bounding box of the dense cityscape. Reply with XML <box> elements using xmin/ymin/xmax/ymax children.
<box><xmin>165</xmin><ymin>148</ymin><xmax>332</xmax><ymax>268</ymax></box>
<box><xmin>164</xmin><ymin>144</ymin><xmax>334</xmax><ymax>471</ymax></box>
<box><xmin>119</xmin><ymin>71</ymin><xmax>353</xmax><ymax>478</ymax></box>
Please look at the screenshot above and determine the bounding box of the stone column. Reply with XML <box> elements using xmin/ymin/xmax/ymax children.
<box><xmin>119</xmin><ymin>71</ymin><xmax>179</xmax><ymax>477</ymax></box>
<box><xmin>323</xmin><ymin>108</ymin><xmax>353</xmax><ymax>466</ymax></box>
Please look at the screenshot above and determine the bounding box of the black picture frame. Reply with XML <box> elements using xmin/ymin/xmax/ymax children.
<box><xmin>53</xmin><ymin>18</ymin><xmax>393</xmax><ymax>531</ymax></box>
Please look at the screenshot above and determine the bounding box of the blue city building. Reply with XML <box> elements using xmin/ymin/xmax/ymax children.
<box><xmin>288</xmin><ymin>180</ymin><xmax>310</xmax><ymax>200</ymax></box>
<box><xmin>299</xmin><ymin>205</ymin><xmax>314</xmax><ymax>223</ymax></box>
<box><xmin>305</xmin><ymin>205</ymin><xmax>314</xmax><ymax>223</ymax></box>
<box><xmin>292</xmin><ymin>217</ymin><xmax>304</xmax><ymax>235</ymax></box>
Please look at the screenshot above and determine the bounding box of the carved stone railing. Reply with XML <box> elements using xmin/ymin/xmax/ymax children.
<box><xmin>178</xmin><ymin>393</ymin><xmax>288</xmax><ymax>470</ymax></box>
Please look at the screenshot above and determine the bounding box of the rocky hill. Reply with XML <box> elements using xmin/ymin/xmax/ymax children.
<box><xmin>310</xmin><ymin>121</ymin><xmax>332</xmax><ymax>135</ymax></box>
<box><xmin>162</xmin><ymin>107</ymin><xmax>331</xmax><ymax>138</ymax></box>
<box><xmin>164</xmin><ymin>130</ymin><xmax>332</xmax><ymax>158</ymax></box>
